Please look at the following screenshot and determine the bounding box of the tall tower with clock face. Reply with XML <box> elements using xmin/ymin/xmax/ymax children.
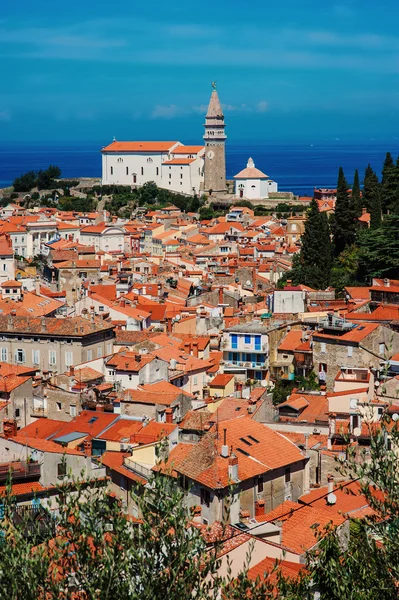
<box><xmin>203</xmin><ymin>83</ymin><xmax>226</xmax><ymax>193</ymax></box>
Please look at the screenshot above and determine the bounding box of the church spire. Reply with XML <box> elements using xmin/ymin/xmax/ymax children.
<box><xmin>206</xmin><ymin>87</ymin><xmax>224</xmax><ymax>120</ymax></box>
<box><xmin>203</xmin><ymin>84</ymin><xmax>227</xmax><ymax>193</ymax></box>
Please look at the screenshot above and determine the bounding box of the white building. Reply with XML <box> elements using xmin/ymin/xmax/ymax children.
<box><xmin>101</xmin><ymin>141</ymin><xmax>205</xmax><ymax>196</ymax></box>
<box><xmin>80</xmin><ymin>223</ymin><xmax>125</xmax><ymax>253</ymax></box>
<box><xmin>234</xmin><ymin>158</ymin><xmax>278</xmax><ymax>200</ymax></box>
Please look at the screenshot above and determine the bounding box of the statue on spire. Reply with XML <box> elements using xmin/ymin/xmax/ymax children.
<box><xmin>211</xmin><ymin>81</ymin><xmax>217</xmax><ymax>90</ymax></box>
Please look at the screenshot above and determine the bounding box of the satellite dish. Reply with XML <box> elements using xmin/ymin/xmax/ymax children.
<box><xmin>245</xmin><ymin>280</ymin><xmax>251</xmax><ymax>287</ymax></box>
<box><xmin>338</xmin><ymin>452</ymin><xmax>346</xmax><ymax>463</ymax></box>
<box><xmin>392</xmin><ymin>413</ymin><xmax>399</xmax><ymax>422</ymax></box>
<box><xmin>174</xmin><ymin>314</ymin><xmax>181</xmax><ymax>321</ymax></box>
<box><xmin>353</xmin><ymin>427</ymin><xmax>361</xmax><ymax>437</ymax></box>
<box><xmin>327</xmin><ymin>493</ymin><xmax>337</xmax><ymax>505</ymax></box>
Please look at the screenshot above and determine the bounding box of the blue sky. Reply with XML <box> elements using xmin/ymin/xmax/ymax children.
<box><xmin>1</xmin><ymin>0</ymin><xmax>399</xmax><ymax>142</ymax></box>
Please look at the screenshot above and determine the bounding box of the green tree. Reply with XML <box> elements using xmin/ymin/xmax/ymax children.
<box><xmin>381</xmin><ymin>151</ymin><xmax>398</xmax><ymax>213</ymax></box>
<box><xmin>363</xmin><ymin>164</ymin><xmax>381</xmax><ymax>229</ymax></box>
<box><xmin>358</xmin><ymin>214</ymin><xmax>399</xmax><ymax>279</ymax></box>
<box><xmin>332</xmin><ymin>167</ymin><xmax>355</xmax><ymax>256</ymax></box>
<box><xmin>12</xmin><ymin>171</ymin><xmax>36</xmax><ymax>192</ymax></box>
<box><xmin>293</xmin><ymin>199</ymin><xmax>332</xmax><ymax>288</ymax></box>
<box><xmin>351</xmin><ymin>169</ymin><xmax>362</xmax><ymax>218</ymax></box>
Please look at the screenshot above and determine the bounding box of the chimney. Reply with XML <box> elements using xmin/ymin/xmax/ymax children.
<box><xmin>3</xmin><ymin>419</ymin><xmax>17</xmax><ymax>439</ymax></box>
<box><xmin>384</xmin><ymin>278</ymin><xmax>390</xmax><ymax>288</ymax></box>
<box><xmin>362</xmin><ymin>207</ymin><xmax>367</xmax><ymax>215</ymax></box>
<box><xmin>70</xmin><ymin>365</ymin><xmax>75</xmax><ymax>377</ymax></box>
<box><xmin>218</xmin><ymin>287</ymin><xmax>223</xmax><ymax>305</ymax></box>
<box><xmin>221</xmin><ymin>428</ymin><xmax>229</xmax><ymax>457</ymax></box>
<box><xmin>192</xmin><ymin>342</ymin><xmax>199</xmax><ymax>358</ymax></box>
<box><xmin>327</xmin><ymin>475</ymin><xmax>334</xmax><ymax>495</ymax></box>
<box><xmin>228</xmin><ymin>451</ymin><xmax>239</xmax><ymax>482</ymax></box>
<box><xmin>165</xmin><ymin>408</ymin><xmax>173</xmax><ymax>423</ymax></box>
<box><xmin>120</xmin><ymin>299</ymin><xmax>126</xmax><ymax>308</ymax></box>
<box><xmin>135</xmin><ymin>354</ymin><xmax>141</xmax><ymax>363</ymax></box>
<box><xmin>255</xmin><ymin>499</ymin><xmax>265</xmax><ymax>517</ymax></box>
<box><xmin>7</xmin><ymin>313</ymin><xmax>14</xmax><ymax>331</ymax></box>
<box><xmin>83</xmin><ymin>440</ymin><xmax>92</xmax><ymax>456</ymax></box>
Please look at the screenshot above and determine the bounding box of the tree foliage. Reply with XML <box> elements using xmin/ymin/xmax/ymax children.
<box><xmin>332</xmin><ymin>167</ymin><xmax>356</xmax><ymax>256</ymax></box>
<box><xmin>351</xmin><ymin>169</ymin><xmax>362</xmax><ymax>218</ymax></box>
<box><xmin>381</xmin><ymin>152</ymin><xmax>398</xmax><ymax>214</ymax></box>
<box><xmin>12</xmin><ymin>166</ymin><xmax>62</xmax><ymax>192</ymax></box>
<box><xmin>288</xmin><ymin>199</ymin><xmax>332</xmax><ymax>289</ymax></box>
<box><xmin>358</xmin><ymin>214</ymin><xmax>399</xmax><ymax>279</ymax></box>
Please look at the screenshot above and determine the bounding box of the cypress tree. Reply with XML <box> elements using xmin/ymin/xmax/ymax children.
<box><xmin>363</xmin><ymin>165</ymin><xmax>381</xmax><ymax>229</ymax></box>
<box><xmin>381</xmin><ymin>151</ymin><xmax>397</xmax><ymax>213</ymax></box>
<box><xmin>332</xmin><ymin>166</ymin><xmax>355</xmax><ymax>256</ymax></box>
<box><xmin>351</xmin><ymin>169</ymin><xmax>362</xmax><ymax>218</ymax></box>
<box><xmin>298</xmin><ymin>198</ymin><xmax>332</xmax><ymax>289</ymax></box>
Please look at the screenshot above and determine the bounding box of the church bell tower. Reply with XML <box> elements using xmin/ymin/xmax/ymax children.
<box><xmin>203</xmin><ymin>83</ymin><xmax>226</xmax><ymax>193</ymax></box>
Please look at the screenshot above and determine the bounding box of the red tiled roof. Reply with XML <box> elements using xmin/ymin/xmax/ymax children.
<box><xmin>102</xmin><ymin>141</ymin><xmax>178</xmax><ymax>153</ymax></box>
<box><xmin>101</xmin><ymin>451</ymin><xmax>147</xmax><ymax>484</ymax></box>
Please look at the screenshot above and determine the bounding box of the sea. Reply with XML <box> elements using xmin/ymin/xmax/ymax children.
<box><xmin>1</xmin><ymin>141</ymin><xmax>398</xmax><ymax>196</ymax></box>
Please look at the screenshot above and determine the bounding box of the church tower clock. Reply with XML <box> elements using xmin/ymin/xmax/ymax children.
<box><xmin>203</xmin><ymin>83</ymin><xmax>226</xmax><ymax>193</ymax></box>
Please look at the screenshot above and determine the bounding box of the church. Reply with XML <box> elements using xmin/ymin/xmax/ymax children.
<box><xmin>101</xmin><ymin>86</ymin><xmax>277</xmax><ymax>199</ymax></box>
<box><xmin>101</xmin><ymin>86</ymin><xmax>226</xmax><ymax>197</ymax></box>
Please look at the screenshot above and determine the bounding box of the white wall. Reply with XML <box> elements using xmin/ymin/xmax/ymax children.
<box><xmin>273</xmin><ymin>291</ymin><xmax>306</xmax><ymax>314</ymax></box>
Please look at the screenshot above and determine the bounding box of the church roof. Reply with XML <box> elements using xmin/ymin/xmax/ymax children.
<box><xmin>163</xmin><ymin>158</ymin><xmax>197</xmax><ymax>165</ymax></box>
<box><xmin>234</xmin><ymin>158</ymin><xmax>269</xmax><ymax>180</ymax></box>
<box><xmin>206</xmin><ymin>90</ymin><xmax>224</xmax><ymax>118</ymax></box>
<box><xmin>102</xmin><ymin>141</ymin><xmax>178</xmax><ymax>153</ymax></box>
<box><xmin>172</xmin><ymin>145</ymin><xmax>204</xmax><ymax>155</ymax></box>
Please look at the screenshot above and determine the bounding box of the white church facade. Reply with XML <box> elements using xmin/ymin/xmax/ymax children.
<box><xmin>234</xmin><ymin>158</ymin><xmax>278</xmax><ymax>200</ymax></box>
<box><xmin>101</xmin><ymin>141</ymin><xmax>205</xmax><ymax>196</ymax></box>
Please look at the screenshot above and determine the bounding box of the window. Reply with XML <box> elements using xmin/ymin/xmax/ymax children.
<box><xmin>2</xmin><ymin>264</ymin><xmax>6</xmax><ymax>271</ymax></box>
<box><xmin>347</xmin><ymin>346</ymin><xmax>353</xmax><ymax>357</ymax></box>
<box><xmin>141</xmin><ymin>167</ymin><xmax>144</xmax><ymax>175</ymax></box>
<box><xmin>180</xmin><ymin>174</ymin><xmax>183</xmax><ymax>179</ymax></box>
<box><xmin>87</xmin><ymin>349</ymin><xmax>92</xmax><ymax>361</ymax></box>
<box><xmin>244</xmin><ymin>334</ymin><xmax>251</xmax><ymax>345</ymax></box>
<box><xmin>193</xmin><ymin>375</ymin><xmax>198</xmax><ymax>386</ymax></box>
<box><xmin>231</xmin><ymin>334</ymin><xmax>238</xmax><ymax>350</ymax></box>
<box><xmin>257</xmin><ymin>476</ymin><xmax>264</xmax><ymax>493</ymax></box>
<box><xmin>120</xmin><ymin>475</ymin><xmax>127</xmax><ymax>491</ymax></box>
<box><xmin>129</xmin><ymin>375</ymin><xmax>133</xmax><ymax>381</ymax></box>
<box><xmin>200</xmin><ymin>488</ymin><xmax>211</xmax><ymax>507</ymax></box>
<box><xmin>56</xmin><ymin>402</ymin><xmax>62</xmax><ymax>411</ymax></box>
<box><xmin>57</xmin><ymin>463</ymin><xmax>67</xmax><ymax>478</ymax></box>
<box><xmin>97</xmin><ymin>347</ymin><xmax>102</xmax><ymax>358</ymax></box>
<box><xmin>70</xmin><ymin>405</ymin><xmax>76</xmax><ymax>417</ymax></box>
<box><xmin>15</xmin><ymin>349</ymin><xmax>25</xmax><ymax>364</ymax></box>
<box><xmin>133</xmin><ymin>174</ymin><xmax>137</xmax><ymax>183</ymax></box>
<box><xmin>65</xmin><ymin>351</ymin><xmax>73</xmax><ymax>367</ymax></box>
<box><xmin>1</xmin><ymin>348</ymin><xmax>7</xmax><ymax>362</ymax></box>
<box><xmin>379</xmin><ymin>343</ymin><xmax>385</xmax><ymax>355</ymax></box>
<box><xmin>169</xmin><ymin>174</ymin><xmax>171</xmax><ymax>179</ymax></box>
<box><xmin>156</xmin><ymin>167</ymin><xmax>159</xmax><ymax>176</ymax></box>
<box><xmin>32</xmin><ymin>349</ymin><xmax>40</xmax><ymax>365</ymax></box>
<box><xmin>126</xmin><ymin>166</ymin><xmax>129</xmax><ymax>175</ymax></box>
<box><xmin>110</xmin><ymin>166</ymin><xmax>113</xmax><ymax>175</ymax></box>
<box><xmin>15</xmin><ymin>409</ymin><xmax>20</xmax><ymax>418</ymax></box>
<box><xmin>49</xmin><ymin>351</ymin><xmax>56</xmax><ymax>366</ymax></box>
<box><xmin>285</xmin><ymin>468</ymin><xmax>291</xmax><ymax>484</ymax></box>
<box><xmin>254</xmin><ymin>335</ymin><xmax>261</xmax><ymax>351</ymax></box>
<box><xmin>321</xmin><ymin>342</ymin><xmax>326</xmax><ymax>354</ymax></box>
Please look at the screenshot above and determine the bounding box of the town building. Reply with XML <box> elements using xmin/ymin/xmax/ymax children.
<box><xmin>234</xmin><ymin>158</ymin><xmax>278</xmax><ymax>200</ymax></box>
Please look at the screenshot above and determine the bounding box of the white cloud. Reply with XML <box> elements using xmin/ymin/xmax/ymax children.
<box><xmin>151</xmin><ymin>104</ymin><xmax>188</xmax><ymax>119</ymax></box>
<box><xmin>256</xmin><ymin>100</ymin><xmax>269</xmax><ymax>113</ymax></box>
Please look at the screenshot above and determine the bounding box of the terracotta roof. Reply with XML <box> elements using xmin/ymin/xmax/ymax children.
<box><xmin>209</xmin><ymin>373</ymin><xmax>234</xmax><ymax>387</ymax></box>
<box><xmin>278</xmin><ymin>330</ymin><xmax>303</xmax><ymax>353</ymax></box>
<box><xmin>48</xmin><ymin>410</ymin><xmax>119</xmax><ymax>440</ymax></box>
<box><xmin>176</xmin><ymin>417</ymin><xmax>304</xmax><ymax>489</ymax></box>
<box><xmin>162</xmin><ymin>158</ymin><xmax>197</xmax><ymax>165</ymax></box>
<box><xmin>0</xmin><ymin>315</ymin><xmax>114</xmax><ymax>336</ymax></box>
<box><xmin>101</xmin><ymin>451</ymin><xmax>147</xmax><ymax>484</ymax></box>
<box><xmin>7</xmin><ymin>436</ymin><xmax>84</xmax><ymax>455</ymax></box>
<box><xmin>19</xmin><ymin>418</ymin><xmax>65</xmax><ymax>440</ymax></box>
<box><xmin>102</xmin><ymin>141</ymin><xmax>178</xmax><ymax>153</ymax></box>
<box><xmin>106</xmin><ymin>351</ymin><xmax>154</xmax><ymax>372</ymax></box>
<box><xmin>172</xmin><ymin>145</ymin><xmax>204</xmax><ymax>154</ymax></box>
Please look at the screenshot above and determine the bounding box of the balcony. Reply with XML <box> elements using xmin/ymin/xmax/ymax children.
<box><xmin>224</xmin><ymin>360</ymin><xmax>267</xmax><ymax>370</ymax></box>
<box><xmin>123</xmin><ymin>458</ymin><xmax>153</xmax><ymax>480</ymax></box>
<box><xmin>0</xmin><ymin>461</ymin><xmax>41</xmax><ymax>484</ymax></box>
